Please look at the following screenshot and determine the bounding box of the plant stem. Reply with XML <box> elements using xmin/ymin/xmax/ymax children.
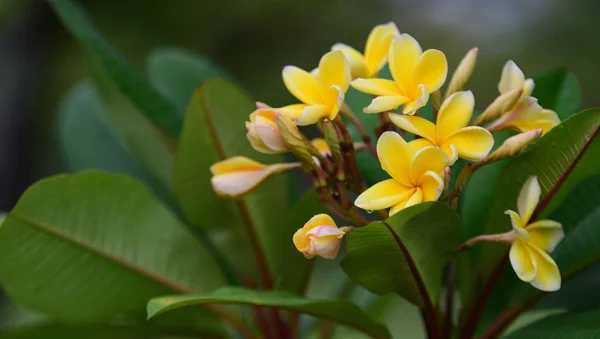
<box><xmin>340</xmin><ymin>104</ymin><xmax>377</xmax><ymax>158</ymax></box>
<box><xmin>443</xmin><ymin>261</ymin><xmax>456</xmax><ymax>339</ymax></box>
<box><xmin>333</xmin><ymin>117</ymin><xmax>365</xmax><ymax>193</ymax></box>
<box><xmin>458</xmin><ymin>231</ymin><xmax>515</xmax><ymax>252</ymax></box>
<box><xmin>377</xmin><ymin>111</ymin><xmax>395</xmax><ymax>137</ymax></box>
<box><xmin>478</xmin><ymin>294</ymin><xmax>542</xmax><ymax>339</ymax></box>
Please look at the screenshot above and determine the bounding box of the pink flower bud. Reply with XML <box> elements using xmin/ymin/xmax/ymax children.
<box><xmin>246</xmin><ymin>109</ymin><xmax>288</xmax><ymax>154</ymax></box>
<box><xmin>293</xmin><ymin>214</ymin><xmax>346</xmax><ymax>260</ymax></box>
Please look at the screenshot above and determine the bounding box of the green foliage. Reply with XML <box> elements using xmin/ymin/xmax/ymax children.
<box><xmin>504</xmin><ymin>310</ymin><xmax>600</xmax><ymax>338</ymax></box>
<box><xmin>532</xmin><ymin>68</ymin><xmax>581</xmax><ymax>120</ymax></box>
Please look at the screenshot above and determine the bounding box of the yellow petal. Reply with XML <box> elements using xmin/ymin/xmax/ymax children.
<box><xmin>311</xmin><ymin>138</ymin><xmax>331</xmax><ymax>155</ymax></box>
<box><xmin>307</xmin><ymin>228</ymin><xmax>344</xmax><ymax>260</ymax></box>
<box><xmin>527</xmin><ymin>220</ymin><xmax>564</xmax><ymax>252</ymax></box>
<box><xmin>389</xmin><ymin>34</ymin><xmax>422</xmax><ymax>93</ymax></box>
<box><xmin>304</xmin><ymin>213</ymin><xmax>336</xmax><ymax>231</ymax></box>
<box><xmin>293</xmin><ymin>228</ymin><xmax>309</xmax><ymax>253</ymax></box>
<box><xmin>377</xmin><ymin>131</ymin><xmax>414</xmax><ymax>186</ymax></box>
<box><xmin>210</xmin><ymin>156</ymin><xmax>266</xmax><ymax>175</ymax></box>
<box><xmin>408</xmin><ymin>138</ymin><xmax>435</xmax><ymax>151</ymax></box>
<box><xmin>389</xmin><ymin>188</ymin><xmax>422</xmax><ymax>216</ymax></box>
<box><xmin>388</xmin><ymin>113</ymin><xmax>436</xmax><ymax>142</ymax></box>
<box><xmin>325</xmin><ymin>85</ymin><xmax>344</xmax><ymax>120</ymax></box>
<box><xmin>498</xmin><ymin>60</ymin><xmax>525</xmax><ymax>94</ymax></box>
<box><xmin>510</xmin><ymin>240</ymin><xmax>537</xmax><ymax>282</ymax></box>
<box><xmin>318</xmin><ymin>50</ymin><xmax>351</xmax><ymax>94</ymax></box>
<box><xmin>540</xmin><ymin>109</ymin><xmax>560</xmax><ymax>125</ymax></box>
<box><xmin>444</xmin><ymin>126</ymin><xmax>494</xmax><ymax>161</ymax></box>
<box><xmin>518</xmin><ymin>176</ymin><xmax>541</xmax><ymax>225</ymax></box>
<box><xmin>402</xmin><ymin>84</ymin><xmax>428</xmax><ymax>114</ymax></box>
<box><xmin>331</xmin><ymin>43</ymin><xmax>369</xmax><ymax>79</ymax></box>
<box><xmin>437</xmin><ymin>91</ymin><xmax>475</xmax><ymax>141</ymax></box>
<box><xmin>364</xmin><ymin>22</ymin><xmax>400</xmax><ymax>77</ymax></box>
<box><xmin>276</xmin><ymin>104</ymin><xmax>308</xmax><ymax>119</ymax></box>
<box><xmin>440</xmin><ymin>144</ymin><xmax>459</xmax><ymax>165</ymax></box>
<box><xmin>294</xmin><ymin>104</ymin><xmax>329</xmax><ymax>126</ymax></box>
<box><xmin>528</xmin><ymin>245</ymin><xmax>561</xmax><ymax>291</ymax></box>
<box><xmin>523</xmin><ymin>78</ymin><xmax>535</xmax><ymax>97</ymax></box>
<box><xmin>354</xmin><ymin>179</ymin><xmax>414</xmax><ymax>211</ymax></box>
<box><xmin>413</xmin><ymin>49</ymin><xmax>448</xmax><ymax>93</ymax></box>
<box><xmin>419</xmin><ymin>171</ymin><xmax>445</xmax><ymax>201</ymax></box>
<box><xmin>505</xmin><ymin>210</ymin><xmax>526</xmax><ymax>230</ymax></box>
<box><xmin>364</xmin><ymin>96</ymin><xmax>409</xmax><ymax>114</ymax></box>
<box><xmin>409</xmin><ymin>146</ymin><xmax>448</xmax><ymax>185</ymax></box>
<box><xmin>282</xmin><ymin>66</ymin><xmax>320</xmax><ymax>105</ymax></box>
<box><xmin>351</xmin><ymin>78</ymin><xmax>401</xmax><ymax>96</ymax></box>
<box><xmin>211</xmin><ymin>168</ymin><xmax>272</xmax><ymax>198</ymax></box>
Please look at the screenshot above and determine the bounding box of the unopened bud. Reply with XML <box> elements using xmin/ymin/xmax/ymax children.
<box><xmin>445</xmin><ymin>47</ymin><xmax>478</xmax><ymax>98</ymax></box>
<box><xmin>483</xmin><ymin>129</ymin><xmax>543</xmax><ymax>165</ymax></box>
<box><xmin>473</xmin><ymin>87</ymin><xmax>523</xmax><ymax>126</ymax></box>
<box><xmin>487</xmin><ymin>97</ymin><xmax>559</xmax><ymax>135</ymax></box>
<box><xmin>246</xmin><ymin>109</ymin><xmax>287</xmax><ymax>154</ymax></box>
<box><xmin>293</xmin><ymin>214</ymin><xmax>347</xmax><ymax>259</ymax></box>
<box><xmin>321</xmin><ymin>119</ymin><xmax>344</xmax><ymax>166</ymax></box>
<box><xmin>274</xmin><ymin>113</ymin><xmax>321</xmax><ymax>168</ymax></box>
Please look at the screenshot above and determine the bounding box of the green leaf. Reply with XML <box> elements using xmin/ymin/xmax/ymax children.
<box><xmin>341</xmin><ymin>202</ymin><xmax>462</xmax><ymax>307</ymax></box>
<box><xmin>0</xmin><ymin>171</ymin><xmax>226</xmax><ymax>322</ymax></box>
<box><xmin>503</xmin><ymin>310</ymin><xmax>600</xmax><ymax>339</ymax></box>
<box><xmin>49</xmin><ymin>0</ymin><xmax>181</xmax><ymax>138</ymax></box>
<box><xmin>147</xmin><ymin>47</ymin><xmax>230</xmax><ymax>115</ymax></box>
<box><xmin>532</xmin><ymin>68</ymin><xmax>581</xmax><ymax>120</ymax></box>
<box><xmin>147</xmin><ymin>287</ymin><xmax>391</xmax><ymax>339</ymax></box>
<box><xmin>173</xmin><ymin>78</ymin><xmax>291</xmax><ymax>282</ymax></box>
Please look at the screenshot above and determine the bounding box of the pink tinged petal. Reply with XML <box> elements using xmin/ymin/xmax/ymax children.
<box><xmin>210</xmin><ymin>156</ymin><xmax>266</xmax><ymax>175</ymax></box>
<box><xmin>528</xmin><ymin>245</ymin><xmax>561</xmax><ymax>291</ymax></box>
<box><xmin>413</xmin><ymin>49</ymin><xmax>448</xmax><ymax>93</ymax></box>
<box><xmin>518</xmin><ymin>176</ymin><xmax>541</xmax><ymax>225</ymax></box>
<box><xmin>303</xmin><ymin>213</ymin><xmax>337</xmax><ymax>231</ymax></box>
<box><xmin>364</xmin><ymin>95</ymin><xmax>409</xmax><ymax>114</ymax></box>
<box><xmin>275</xmin><ymin>104</ymin><xmax>308</xmax><ymax>119</ymax></box>
<box><xmin>308</xmin><ymin>232</ymin><xmax>344</xmax><ymax>259</ymax></box>
<box><xmin>527</xmin><ymin>220</ymin><xmax>564</xmax><ymax>252</ymax></box>
<box><xmin>306</xmin><ymin>225</ymin><xmax>345</xmax><ymax>238</ymax></box>
<box><xmin>246</xmin><ymin>128</ymin><xmax>272</xmax><ymax>153</ymax></box>
<box><xmin>252</xmin><ymin>116</ymin><xmax>286</xmax><ymax>153</ymax></box>
<box><xmin>364</xmin><ymin>22</ymin><xmax>400</xmax><ymax>77</ymax></box>
<box><xmin>402</xmin><ymin>84</ymin><xmax>429</xmax><ymax>115</ymax></box>
<box><xmin>437</xmin><ymin>91</ymin><xmax>475</xmax><ymax>141</ymax></box>
<box><xmin>325</xmin><ymin>85</ymin><xmax>344</xmax><ymax>120</ymax></box>
<box><xmin>444</xmin><ymin>126</ymin><xmax>494</xmax><ymax>161</ymax></box>
<box><xmin>523</xmin><ymin>78</ymin><xmax>535</xmax><ymax>97</ymax></box>
<box><xmin>409</xmin><ymin>146</ymin><xmax>449</xmax><ymax>185</ymax></box>
<box><xmin>419</xmin><ymin>171</ymin><xmax>445</xmax><ymax>201</ymax></box>
<box><xmin>332</xmin><ymin>43</ymin><xmax>369</xmax><ymax>79</ymax></box>
<box><xmin>318</xmin><ymin>50</ymin><xmax>351</xmax><ymax>94</ymax></box>
<box><xmin>510</xmin><ymin>240</ymin><xmax>537</xmax><ymax>282</ymax></box>
<box><xmin>388</xmin><ymin>113</ymin><xmax>436</xmax><ymax>142</ymax></box>
<box><xmin>376</xmin><ymin>132</ymin><xmax>414</xmax><ymax>186</ymax></box>
<box><xmin>389</xmin><ymin>34</ymin><xmax>422</xmax><ymax>93</ymax></box>
<box><xmin>282</xmin><ymin>66</ymin><xmax>320</xmax><ymax>105</ymax></box>
<box><xmin>354</xmin><ymin>179</ymin><xmax>414</xmax><ymax>211</ymax></box>
<box><xmin>498</xmin><ymin>60</ymin><xmax>525</xmax><ymax>94</ymax></box>
<box><xmin>350</xmin><ymin>78</ymin><xmax>401</xmax><ymax>96</ymax></box>
<box><xmin>294</xmin><ymin>104</ymin><xmax>329</xmax><ymax>126</ymax></box>
<box><xmin>211</xmin><ymin>169</ymin><xmax>273</xmax><ymax>198</ymax></box>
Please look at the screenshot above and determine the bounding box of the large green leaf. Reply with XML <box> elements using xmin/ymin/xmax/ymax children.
<box><xmin>0</xmin><ymin>171</ymin><xmax>226</xmax><ymax>322</ymax></box>
<box><xmin>49</xmin><ymin>0</ymin><xmax>181</xmax><ymax>138</ymax></box>
<box><xmin>503</xmin><ymin>310</ymin><xmax>600</xmax><ymax>339</ymax></box>
<box><xmin>532</xmin><ymin>68</ymin><xmax>581</xmax><ymax>120</ymax></box>
<box><xmin>341</xmin><ymin>202</ymin><xmax>462</xmax><ymax>307</ymax></box>
<box><xmin>173</xmin><ymin>78</ymin><xmax>291</xmax><ymax>282</ymax></box>
<box><xmin>148</xmin><ymin>287</ymin><xmax>391</xmax><ymax>339</ymax></box>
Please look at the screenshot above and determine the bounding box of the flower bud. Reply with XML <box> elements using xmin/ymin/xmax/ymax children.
<box><xmin>498</xmin><ymin>60</ymin><xmax>535</xmax><ymax>98</ymax></box>
<box><xmin>210</xmin><ymin>156</ymin><xmax>298</xmax><ymax>198</ymax></box>
<box><xmin>473</xmin><ymin>87</ymin><xmax>523</xmax><ymax>126</ymax></box>
<box><xmin>484</xmin><ymin>128</ymin><xmax>543</xmax><ymax>164</ymax></box>
<box><xmin>246</xmin><ymin>109</ymin><xmax>287</xmax><ymax>154</ymax></box>
<box><xmin>487</xmin><ymin>97</ymin><xmax>560</xmax><ymax>135</ymax></box>
<box><xmin>445</xmin><ymin>47</ymin><xmax>478</xmax><ymax>98</ymax></box>
<box><xmin>293</xmin><ymin>214</ymin><xmax>346</xmax><ymax>259</ymax></box>
<box><xmin>275</xmin><ymin>113</ymin><xmax>321</xmax><ymax>168</ymax></box>
<box><xmin>311</xmin><ymin>138</ymin><xmax>331</xmax><ymax>155</ymax></box>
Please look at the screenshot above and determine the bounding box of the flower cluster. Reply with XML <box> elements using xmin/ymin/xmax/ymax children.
<box><xmin>209</xmin><ymin>22</ymin><xmax>564</xmax><ymax>291</ymax></box>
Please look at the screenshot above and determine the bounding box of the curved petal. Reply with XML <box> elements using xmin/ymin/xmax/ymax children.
<box><xmin>275</xmin><ymin>103</ymin><xmax>308</xmax><ymax>119</ymax></box>
<box><xmin>498</xmin><ymin>60</ymin><xmax>525</xmax><ymax>94</ymax></box>
<box><xmin>364</xmin><ymin>95</ymin><xmax>409</xmax><ymax>114</ymax></box>
<box><xmin>409</xmin><ymin>146</ymin><xmax>448</xmax><ymax>185</ymax></box>
<box><xmin>389</xmin><ymin>34</ymin><xmax>422</xmax><ymax>93</ymax></box>
<box><xmin>282</xmin><ymin>66</ymin><xmax>320</xmax><ymax>105</ymax></box>
<box><xmin>253</xmin><ymin>115</ymin><xmax>286</xmax><ymax>152</ymax></box>
<box><xmin>408</xmin><ymin>138</ymin><xmax>435</xmax><ymax>151</ymax></box>
<box><xmin>247</xmin><ymin>128</ymin><xmax>271</xmax><ymax>153</ymax></box>
<box><xmin>541</xmin><ymin>109</ymin><xmax>561</xmax><ymax>125</ymax></box>
<box><xmin>325</xmin><ymin>85</ymin><xmax>344</xmax><ymax>120</ymax></box>
<box><xmin>528</xmin><ymin>245</ymin><xmax>561</xmax><ymax>291</ymax></box>
<box><xmin>402</xmin><ymin>84</ymin><xmax>428</xmax><ymax>114</ymax></box>
<box><xmin>351</xmin><ymin>78</ymin><xmax>401</xmax><ymax>96</ymax></box>
<box><xmin>505</xmin><ymin>210</ymin><xmax>526</xmax><ymax>230</ymax></box>
<box><xmin>354</xmin><ymin>179</ymin><xmax>414</xmax><ymax>211</ymax></box>
<box><xmin>332</xmin><ymin>43</ymin><xmax>369</xmax><ymax>79</ymax></box>
<box><xmin>419</xmin><ymin>171</ymin><xmax>445</xmax><ymax>201</ymax></box>
<box><xmin>294</xmin><ymin>104</ymin><xmax>329</xmax><ymax>126</ymax></box>
<box><xmin>437</xmin><ymin>91</ymin><xmax>475</xmax><ymax>140</ymax></box>
<box><xmin>377</xmin><ymin>131</ymin><xmax>414</xmax><ymax>186</ymax></box>
<box><xmin>210</xmin><ymin>156</ymin><xmax>265</xmax><ymax>175</ymax></box>
<box><xmin>318</xmin><ymin>50</ymin><xmax>351</xmax><ymax>94</ymax></box>
<box><xmin>293</xmin><ymin>228</ymin><xmax>309</xmax><ymax>253</ymax></box>
<box><xmin>440</xmin><ymin>144</ymin><xmax>459</xmax><ymax>165</ymax></box>
<box><xmin>413</xmin><ymin>49</ymin><xmax>448</xmax><ymax>93</ymax></box>
<box><xmin>309</xmin><ymin>234</ymin><xmax>343</xmax><ymax>259</ymax></box>
<box><xmin>444</xmin><ymin>126</ymin><xmax>494</xmax><ymax>161</ymax></box>
<box><xmin>518</xmin><ymin>176</ymin><xmax>541</xmax><ymax>225</ymax></box>
<box><xmin>527</xmin><ymin>220</ymin><xmax>564</xmax><ymax>252</ymax></box>
<box><xmin>523</xmin><ymin>78</ymin><xmax>535</xmax><ymax>97</ymax></box>
<box><xmin>388</xmin><ymin>113</ymin><xmax>436</xmax><ymax>142</ymax></box>
<box><xmin>304</xmin><ymin>213</ymin><xmax>336</xmax><ymax>231</ymax></box>
<box><xmin>389</xmin><ymin>188</ymin><xmax>422</xmax><ymax>216</ymax></box>
<box><xmin>510</xmin><ymin>240</ymin><xmax>537</xmax><ymax>282</ymax></box>
<box><xmin>211</xmin><ymin>169</ymin><xmax>272</xmax><ymax>198</ymax></box>
<box><xmin>364</xmin><ymin>22</ymin><xmax>400</xmax><ymax>77</ymax></box>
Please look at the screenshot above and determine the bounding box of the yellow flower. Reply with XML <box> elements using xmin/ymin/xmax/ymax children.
<box><xmin>389</xmin><ymin>91</ymin><xmax>494</xmax><ymax>164</ymax></box>
<box><xmin>293</xmin><ymin>214</ymin><xmax>346</xmax><ymax>259</ymax></box>
<box><xmin>210</xmin><ymin>157</ymin><xmax>297</xmax><ymax>198</ymax></box>
<box><xmin>354</xmin><ymin>132</ymin><xmax>448</xmax><ymax>216</ymax></box>
<box><xmin>489</xmin><ymin>97</ymin><xmax>560</xmax><ymax>135</ymax></box>
<box><xmin>499</xmin><ymin>60</ymin><xmax>535</xmax><ymax>99</ymax></box>
<box><xmin>351</xmin><ymin>34</ymin><xmax>448</xmax><ymax>115</ymax></box>
<box><xmin>332</xmin><ymin>22</ymin><xmax>400</xmax><ymax>79</ymax></box>
<box><xmin>506</xmin><ymin>176</ymin><xmax>564</xmax><ymax>292</ymax></box>
<box><xmin>246</xmin><ymin>109</ymin><xmax>287</xmax><ymax>154</ymax></box>
<box><xmin>311</xmin><ymin>138</ymin><xmax>331</xmax><ymax>155</ymax></box>
<box><xmin>277</xmin><ymin>50</ymin><xmax>351</xmax><ymax>126</ymax></box>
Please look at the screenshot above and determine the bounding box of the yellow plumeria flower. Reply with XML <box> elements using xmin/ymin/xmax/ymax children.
<box><xmin>506</xmin><ymin>176</ymin><xmax>564</xmax><ymax>292</ymax></box>
<box><xmin>277</xmin><ymin>50</ymin><xmax>351</xmax><ymax>126</ymax></box>
<box><xmin>389</xmin><ymin>91</ymin><xmax>494</xmax><ymax>164</ymax></box>
<box><xmin>332</xmin><ymin>22</ymin><xmax>400</xmax><ymax>79</ymax></box>
<box><xmin>293</xmin><ymin>214</ymin><xmax>347</xmax><ymax>259</ymax></box>
<box><xmin>489</xmin><ymin>97</ymin><xmax>560</xmax><ymax>135</ymax></box>
<box><xmin>499</xmin><ymin>60</ymin><xmax>535</xmax><ymax>99</ymax></box>
<box><xmin>246</xmin><ymin>109</ymin><xmax>287</xmax><ymax>154</ymax></box>
<box><xmin>351</xmin><ymin>34</ymin><xmax>448</xmax><ymax>115</ymax></box>
<box><xmin>354</xmin><ymin>132</ymin><xmax>448</xmax><ymax>216</ymax></box>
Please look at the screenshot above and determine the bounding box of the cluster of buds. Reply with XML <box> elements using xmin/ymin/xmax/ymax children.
<box><xmin>209</xmin><ymin>22</ymin><xmax>565</xmax><ymax>289</ymax></box>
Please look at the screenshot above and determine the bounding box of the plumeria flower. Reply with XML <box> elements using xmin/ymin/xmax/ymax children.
<box><xmin>488</xmin><ymin>97</ymin><xmax>560</xmax><ymax>135</ymax></box>
<box><xmin>389</xmin><ymin>91</ymin><xmax>494</xmax><ymax>164</ymax></box>
<box><xmin>210</xmin><ymin>157</ymin><xmax>298</xmax><ymax>198</ymax></box>
<box><xmin>351</xmin><ymin>34</ymin><xmax>447</xmax><ymax>115</ymax></box>
<box><xmin>332</xmin><ymin>22</ymin><xmax>400</xmax><ymax>79</ymax></box>
<box><xmin>354</xmin><ymin>132</ymin><xmax>448</xmax><ymax>216</ymax></box>
<box><xmin>293</xmin><ymin>214</ymin><xmax>348</xmax><ymax>259</ymax></box>
<box><xmin>506</xmin><ymin>176</ymin><xmax>564</xmax><ymax>292</ymax></box>
<box><xmin>246</xmin><ymin>109</ymin><xmax>287</xmax><ymax>154</ymax></box>
<box><xmin>499</xmin><ymin>60</ymin><xmax>535</xmax><ymax>100</ymax></box>
<box><xmin>276</xmin><ymin>50</ymin><xmax>351</xmax><ymax>126</ymax></box>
